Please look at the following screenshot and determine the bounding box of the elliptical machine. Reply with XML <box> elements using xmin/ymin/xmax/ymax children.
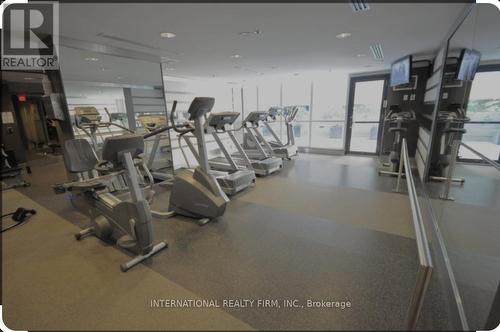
<box><xmin>166</xmin><ymin>97</ymin><xmax>229</xmax><ymax>223</ymax></box>
<box><xmin>73</xmin><ymin>106</ymin><xmax>134</xmax><ymax>154</ymax></box>
<box><xmin>262</xmin><ymin>106</ymin><xmax>300</xmax><ymax>159</ymax></box>
<box><xmin>380</xmin><ymin>105</ymin><xmax>416</xmax><ymax>174</ymax></box>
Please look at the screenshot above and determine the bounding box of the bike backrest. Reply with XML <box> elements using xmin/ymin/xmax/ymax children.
<box><xmin>63</xmin><ymin>139</ymin><xmax>98</xmax><ymax>173</ymax></box>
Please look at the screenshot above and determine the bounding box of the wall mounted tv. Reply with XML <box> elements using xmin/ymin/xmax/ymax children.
<box><xmin>390</xmin><ymin>55</ymin><xmax>413</xmax><ymax>87</ymax></box>
<box><xmin>456</xmin><ymin>48</ymin><xmax>481</xmax><ymax>81</ymax></box>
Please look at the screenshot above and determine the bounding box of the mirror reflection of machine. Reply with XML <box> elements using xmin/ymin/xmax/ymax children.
<box><xmin>1</xmin><ymin>145</ymin><xmax>31</xmax><ymax>190</ymax></box>
<box><xmin>73</xmin><ymin>106</ymin><xmax>133</xmax><ymax>154</ymax></box>
<box><xmin>137</xmin><ymin>114</ymin><xmax>173</xmax><ymax>181</ymax></box>
<box><xmin>42</xmin><ymin>93</ymin><xmax>67</xmax><ymax>153</ymax></box>
<box><xmin>429</xmin><ymin>104</ymin><xmax>470</xmax><ymax>181</ymax></box>
<box><xmin>379</xmin><ymin>105</ymin><xmax>417</xmax><ymax>175</ymax></box>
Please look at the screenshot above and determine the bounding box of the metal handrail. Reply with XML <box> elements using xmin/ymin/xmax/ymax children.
<box><xmin>397</xmin><ymin>139</ymin><xmax>433</xmax><ymax>268</ymax></box>
<box><xmin>460</xmin><ymin>142</ymin><xmax>500</xmax><ymax>171</ymax></box>
<box><xmin>396</xmin><ymin>138</ymin><xmax>434</xmax><ymax>330</ymax></box>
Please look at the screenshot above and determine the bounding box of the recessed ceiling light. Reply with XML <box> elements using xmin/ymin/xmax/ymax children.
<box><xmin>239</xmin><ymin>29</ymin><xmax>261</xmax><ymax>36</ymax></box>
<box><xmin>160</xmin><ymin>32</ymin><xmax>176</xmax><ymax>38</ymax></box>
<box><xmin>356</xmin><ymin>54</ymin><xmax>366</xmax><ymax>57</ymax></box>
<box><xmin>336</xmin><ymin>32</ymin><xmax>351</xmax><ymax>39</ymax></box>
<box><xmin>84</xmin><ymin>57</ymin><xmax>99</xmax><ymax>61</ymax></box>
<box><xmin>231</xmin><ymin>54</ymin><xmax>242</xmax><ymax>59</ymax></box>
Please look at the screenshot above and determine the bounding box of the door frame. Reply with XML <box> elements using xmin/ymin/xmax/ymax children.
<box><xmin>345</xmin><ymin>74</ymin><xmax>390</xmax><ymax>155</ymax></box>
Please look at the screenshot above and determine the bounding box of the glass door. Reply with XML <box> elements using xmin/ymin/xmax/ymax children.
<box><xmin>345</xmin><ymin>76</ymin><xmax>388</xmax><ymax>154</ymax></box>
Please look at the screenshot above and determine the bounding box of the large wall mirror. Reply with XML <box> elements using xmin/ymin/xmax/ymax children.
<box><xmin>427</xmin><ymin>4</ymin><xmax>500</xmax><ymax>331</ymax></box>
<box><xmin>58</xmin><ymin>45</ymin><xmax>174</xmax><ymax>181</ymax></box>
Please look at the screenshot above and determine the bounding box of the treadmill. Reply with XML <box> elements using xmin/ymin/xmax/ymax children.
<box><xmin>236</xmin><ymin>111</ymin><xmax>283</xmax><ymax>175</ymax></box>
<box><xmin>137</xmin><ymin>115</ymin><xmax>174</xmax><ymax>181</ymax></box>
<box><xmin>205</xmin><ymin>112</ymin><xmax>256</xmax><ymax>195</ymax></box>
<box><xmin>262</xmin><ymin>106</ymin><xmax>299</xmax><ymax>159</ymax></box>
<box><xmin>180</xmin><ymin>112</ymin><xmax>255</xmax><ymax>195</ymax></box>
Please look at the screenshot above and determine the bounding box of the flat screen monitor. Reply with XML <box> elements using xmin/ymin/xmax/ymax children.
<box><xmin>390</xmin><ymin>55</ymin><xmax>412</xmax><ymax>87</ymax></box>
<box><xmin>457</xmin><ymin>48</ymin><xmax>481</xmax><ymax>81</ymax></box>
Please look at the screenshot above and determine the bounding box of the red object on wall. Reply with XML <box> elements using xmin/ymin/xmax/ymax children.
<box><xmin>18</xmin><ymin>95</ymin><xmax>26</xmax><ymax>102</ymax></box>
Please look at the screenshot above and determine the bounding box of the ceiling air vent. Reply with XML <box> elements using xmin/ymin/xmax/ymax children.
<box><xmin>350</xmin><ymin>0</ymin><xmax>370</xmax><ymax>12</ymax></box>
<box><xmin>370</xmin><ymin>43</ymin><xmax>384</xmax><ymax>62</ymax></box>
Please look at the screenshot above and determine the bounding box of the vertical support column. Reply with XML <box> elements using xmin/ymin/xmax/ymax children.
<box><xmin>256</xmin><ymin>85</ymin><xmax>259</xmax><ymax>111</ymax></box>
<box><xmin>308</xmin><ymin>80</ymin><xmax>314</xmax><ymax>148</ymax></box>
<box><xmin>279</xmin><ymin>83</ymin><xmax>283</xmax><ymax>139</ymax></box>
<box><xmin>240</xmin><ymin>87</ymin><xmax>245</xmax><ymax>120</ymax></box>
<box><xmin>123</xmin><ymin>88</ymin><xmax>136</xmax><ymax>131</ymax></box>
<box><xmin>231</xmin><ymin>87</ymin><xmax>235</xmax><ymax>113</ymax></box>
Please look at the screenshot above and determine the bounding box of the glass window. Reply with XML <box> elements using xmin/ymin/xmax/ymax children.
<box><xmin>313</xmin><ymin>73</ymin><xmax>349</xmax><ymax>121</ymax></box>
<box><xmin>259</xmin><ymin>81</ymin><xmax>281</xmax><ymax>111</ymax></box>
<box><xmin>283</xmin><ymin>78</ymin><xmax>311</xmax><ymax>121</ymax></box>
<box><xmin>292</xmin><ymin>122</ymin><xmax>310</xmax><ymax>147</ymax></box>
<box><xmin>466</xmin><ymin>71</ymin><xmax>500</xmax><ymax>121</ymax></box>
<box><xmin>460</xmin><ymin>71</ymin><xmax>500</xmax><ymax>160</ymax></box>
<box><xmin>310</xmin><ymin>122</ymin><xmax>344</xmax><ymax>149</ymax></box>
<box><xmin>243</xmin><ymin>84</ymin><xmax>258</xmax><ymax>114</ymax></box>
<box><xmin>258</xmin><ymin>80</ymin><xmax>282</xmax><ymax>140</ymax></box>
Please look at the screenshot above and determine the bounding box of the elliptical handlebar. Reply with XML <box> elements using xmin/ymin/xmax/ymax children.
<box><xmin>169</xmin><ymin>100</ymin><xmax>194</xmax><ymax>135</ymax></box>
<box><xmin>384</xmin><ymin>107</ymin><xmax>416</xmax><ymax>123</ymax></box>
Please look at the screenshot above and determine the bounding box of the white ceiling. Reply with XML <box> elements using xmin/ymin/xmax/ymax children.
<box><xmin>58</xmin><ymin>2</ymin><xmax>481</xmax><ymax>85</ymax></box>
<box><xmin>448</xmin><ymin>4</ymin><xmax>500</xmax><ymax>61</ymax></box>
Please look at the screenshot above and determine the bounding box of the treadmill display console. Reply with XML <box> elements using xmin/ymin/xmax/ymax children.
<box><xmin>244</xmin><ymin>111</ymin><xmax>268</xmax><ymax>125</ymax></box>
<box><xmin>208</xmin><ymin>112</ymin><xmax>240</xmax><ymax>130</ymax></box>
